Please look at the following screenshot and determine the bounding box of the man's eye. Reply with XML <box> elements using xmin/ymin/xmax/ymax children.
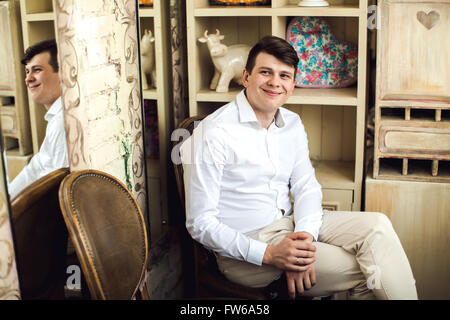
<box><xmin>261</xmin><ymin>71</ymin><xmax>270</xmax><ymax>75</ymax></box>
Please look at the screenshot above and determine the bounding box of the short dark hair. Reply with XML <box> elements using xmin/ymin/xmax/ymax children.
<box><xmin>245</xmin><ymin>36</ymin><xmax>299</xmax><ymax>76</ymax></box>
<box><xmin>21</xmin><ymin>39</ymin><xmax>59</xmax><ymax>72</ymax></box>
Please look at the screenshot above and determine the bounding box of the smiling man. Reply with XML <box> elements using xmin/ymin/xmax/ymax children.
<box><xmin>181</xmin><ymin>36</ymin><xmax>418</xmax><ymax>300</ymax></box>
<box><xmin>8</xmin><ymin>39</ymin><xmax>68</xmax><ymax>199</ymax></box>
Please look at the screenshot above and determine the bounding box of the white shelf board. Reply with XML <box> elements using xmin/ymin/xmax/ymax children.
<box><xmin>196</xmin><ymin>87</ymin><xmax>357</xmax><ymax>106</ymax></box>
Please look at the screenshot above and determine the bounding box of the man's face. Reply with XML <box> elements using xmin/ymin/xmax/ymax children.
<box><xmin>25</xmin><ymin>51</ymin><xmax>61</xmax><ymax>110</ymax></box>
<box><xmin>243</xmin><ymin>52</ymin><xmax>295</xmax><ymax>116</ymax></box>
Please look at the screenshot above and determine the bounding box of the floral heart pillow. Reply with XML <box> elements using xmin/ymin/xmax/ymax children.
<box><xmin>286</xmin><ymin>17</ymin><xmax>358</xmax><ymax>88</ymax></box>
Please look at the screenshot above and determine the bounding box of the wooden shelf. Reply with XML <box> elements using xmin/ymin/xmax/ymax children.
<box><xmin>314</xmin><ymin>160</ymin><xmax>355</xmax><ymax>189</ymax></box>
<box><xmin>138</xmin><ymin>7</ymin><xmax>155</xmax><ymax>17</ymax></box>
<box><xmin>143</xmin><ymin>89</ymin><xmax>158</xmax><ymax>100</ymax></box>
<box><xmin>24</xmin><ymin>12</ymin><xmax>54</xmax><ymax>21</ymax></box>
<box><xmin>196</xmin><ymin>89</ymin><xmax>238</xmax><ymax>102</ymax></box>
<box><xmin>288</xmin><ymin>87</ymin><xmax>357</xmax><ymax>106</ymax></box>
<box><xmin>275</xmin><ymin>5</ymin><xmax>360</xmax><ymax>17</ymax></box>
<box><xmin>194</xmin><ymin>6</ymin><xmax>272</xmax><ymax>17</ymax></box>
<box><xmin>0</xmin><ymin>90</ymin><xmax>15</xmax><ymax>96</ymax></box>
<box><xmin>196</xmin><ymin>87</ymin><xmax>357</xmax><ymax>106</ymax></box>
<box><xmin>194</xmin><ymin>4</ymin><xmax>359</xmax><ymax>17</ymax></box>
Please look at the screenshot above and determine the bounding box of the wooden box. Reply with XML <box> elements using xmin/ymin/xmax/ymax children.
<box><xmin>374</xmin><ymin>0</ymin><xmax>450</xmax><ymax>182</ymax></box>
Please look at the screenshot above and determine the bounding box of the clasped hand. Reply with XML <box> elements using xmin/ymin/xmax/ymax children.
<box><xmin>263</xmin><ymin>232</ymin><xmax>316</xmax><ymax>299</ymax></box>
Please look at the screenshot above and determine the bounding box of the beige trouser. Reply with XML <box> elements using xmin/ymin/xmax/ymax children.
<box><xmin>215</xmin><ymin>211</ymin><xmax>418</xmax><ymax>300</ymax></box>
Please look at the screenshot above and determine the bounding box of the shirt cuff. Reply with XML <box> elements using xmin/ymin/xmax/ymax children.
<box><xmin>246</xmin><ymin>239</ymin><xmax>268</xmax><ymax>266</ymax></box>
<box><xmin>293</xmin><ymin>224</ymin><xmax>319</xmax><ymax>242</ymax></box>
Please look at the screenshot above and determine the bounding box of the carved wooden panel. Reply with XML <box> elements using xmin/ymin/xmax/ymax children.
<box><xmin>378</xmin><ymin>120</ymin><xmax>450</xmax><ymax>158</ymax></box>
<box><xmin>378</xmin><ymin>0</ymin><xmax>450</xmax><ymax>103</ymax></box>
<box><xmin>375</xmin><ymin>1</ymin><xmax>450</xmax><ymax>182</ymax></box>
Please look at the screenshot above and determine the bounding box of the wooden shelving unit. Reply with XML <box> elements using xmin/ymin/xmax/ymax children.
<box><xmin>1</xmin><ymin>0</ymin><xmax>32</xmax><ymax>181</ymax></box>
<box><xmin>138</xmin><ymin>1</ymin><xmax>172</xmax><ymax>245</ymax></box>
<box><xmin>374</xmin><ymin>0</ymin><xmax>450</xmax><ymax>183</ymax></box>
<box><xmin>186</xmin><ymin>0</ymin><xmax>368</xmax><ymax>211</ymax></box>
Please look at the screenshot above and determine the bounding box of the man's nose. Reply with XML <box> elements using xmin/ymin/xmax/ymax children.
<box><xmin>268</xmin><ymin>74</ymin><xmax>281</xmax><ymax>87</ymax></box>
<box><xmin>25</xmin><ymin>73</ymin><xmax>34</xmax><ymax>83</ymax></box>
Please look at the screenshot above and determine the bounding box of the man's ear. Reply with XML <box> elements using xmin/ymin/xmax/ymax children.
<box><xmin>242</xmin><ymin>68</ymin><xmax>250</xmax><ymax>87</ymax></box>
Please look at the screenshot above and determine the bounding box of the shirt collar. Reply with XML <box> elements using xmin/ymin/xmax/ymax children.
<box><xmin>44</xmin><ymin>97</ymin><xmax>62</xmax><ymax>122</ymax></box>
<box><xmin>236</xmin><ymin>90</ymin><xmax>285</xmax><ymax>128</ymax></box>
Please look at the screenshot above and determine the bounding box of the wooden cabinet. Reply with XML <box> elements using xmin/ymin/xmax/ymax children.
<box><xmin>365</xmin><ymin>175</ymin><xmax>450</xmax><ymax>299</ymax></box>
<box><xmin>186</xmin><ymin>0</ymin><xmax>368</xmax><ymax>210</ymax></box>
<box><xmin>1</xmin><ymin>0</ymin><xmax>32</xmax><ymax>180</ymax></box>
<box><xmin>138</xmin><ymin>2</ymin><xmax>172</xmax><ymax>245</ymax></box>
<box><xmin>374</xmin><ymin>0</ymin><xmax>450</xmax><ymax>182</ymax></box>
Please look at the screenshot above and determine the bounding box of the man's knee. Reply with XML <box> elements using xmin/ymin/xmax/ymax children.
<box><xmin>360</xmin><ymin>212</ymin><xmax>393</xmax><ymax>234</ymax></box>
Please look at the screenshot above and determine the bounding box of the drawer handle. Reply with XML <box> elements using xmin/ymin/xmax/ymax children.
<box><xmin>416</xmin><ymin>10</ymin><xmax>440</xmax><ymax>30</ymax></box>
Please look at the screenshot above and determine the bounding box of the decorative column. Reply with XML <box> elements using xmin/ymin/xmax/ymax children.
<box><xmin>55</xmin><ymin>0</ymin><xmax>147</xmax><ymax>213</ymax></box>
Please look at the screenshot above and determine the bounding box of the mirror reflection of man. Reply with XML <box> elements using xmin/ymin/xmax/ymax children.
<box><xmin>8</xmin><ymin>39</ymin><xmax>68</xmax><ymax>199</ymax></box>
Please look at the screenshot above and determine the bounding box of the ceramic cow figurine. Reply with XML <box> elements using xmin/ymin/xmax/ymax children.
<box><xmin>141</xmin><ymin>29</ymin><xmax>156</xmax><ymax>89</ymax></box>
<box><xmin>198</xmin><ymin>29</ymin><xmax>251</xmax><ymax>93</ymax></box>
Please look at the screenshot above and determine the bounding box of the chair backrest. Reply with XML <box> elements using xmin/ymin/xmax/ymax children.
<box><xmin>10</xmin><ymin>168</ymin><xmax>70</xmax><ymax>299</ymax></box>
<box><xmin>173</xmin><ymin>115</ymin><xmax>205</xmax><ymax>210</ymax></box>
<box><xmin>58</xmin><ymin>169</ymin><xmax>150</xmax><ymax>300</ymax></box>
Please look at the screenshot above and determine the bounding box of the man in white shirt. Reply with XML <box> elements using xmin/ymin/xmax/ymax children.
<box><xmin>181</xmin><ymin>36</ymin><xmax>417</xmax><ymax>299</ymax></box>
<box><xmin>8</xmin><ymin>40</ymin><xmax>68</xmax><ymax>199</ymax></box>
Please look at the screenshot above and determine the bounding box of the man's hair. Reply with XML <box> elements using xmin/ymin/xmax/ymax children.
<box><xmin>21</xmin><ymin>39</ymin><xmax>59</xmax><ymax>72</ymax></box>
<box><xmin>245</xmin><ymin>36</ymin><xmax>299</xmax><ymax>76</ymax></box>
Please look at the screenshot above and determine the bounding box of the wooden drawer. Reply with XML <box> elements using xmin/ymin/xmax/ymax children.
<box><xmin>378</xmin><ymin>119</ymin><xmax>450</xmax><ymax>159</ymax></box>
<box><xmin>0</xmin><ymin>106</ymin><xmax>17</xmax><ymax>136</ymax></box>
<box><xmin>322</xmin><ymin>188</ymin><xmax>353</xmax><ymax>211</ymax></box>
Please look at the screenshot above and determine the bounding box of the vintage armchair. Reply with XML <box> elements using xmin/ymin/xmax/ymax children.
<box><xmin>173</xmin><ymin>116</ymin><xmax>289</xmax><ymax>300</ymax></box>
<box><xmin>10</xmin><ymin>168</ymin><xmax>70</xmax><ymax>300</ymax></box>
<box><xmin>58</xmin><ymin>169</ymin><xmax>150</xmax><ymax>300</ymax></box>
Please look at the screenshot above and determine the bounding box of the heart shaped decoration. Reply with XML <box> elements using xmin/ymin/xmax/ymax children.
<box><xmin>416</xmin><ymin>10</ymin><xmax>440</xmax><ymax>30</ymax></box>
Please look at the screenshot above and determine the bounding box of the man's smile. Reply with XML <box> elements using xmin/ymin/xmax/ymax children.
<box><xmin>28</xmin><ymin>83</ymin><xmax>41</xmax><ymax>90</ymax></box>
<box><xmin>262</xmin><ymin>88</ymin><xmax>283</xmax><ymax>96</ymax></box>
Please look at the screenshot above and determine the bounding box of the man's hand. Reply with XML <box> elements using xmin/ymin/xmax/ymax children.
<box><xmin>262</xmin><ymin>232</ymin><xmax>316</xmax><ymax>272</ymax></box>
<box><xmin>286</xmin><ymin>263</ymin><xmax>316</xmax><ymax>300</ymax></box>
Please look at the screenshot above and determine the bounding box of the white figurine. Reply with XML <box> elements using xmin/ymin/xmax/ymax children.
<box><xmin>198</xmin><ymin>29</ymin><xmax>251</xmax><ymax>93</ymax></box>
<box><xmin>141</xmin><ymin>29</ymin><xmax>156</xmax><ymax>89</ymax></box>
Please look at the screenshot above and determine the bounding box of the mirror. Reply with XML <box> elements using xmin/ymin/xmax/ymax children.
<box><xmin>0</xmin><ymin>0</ymin><xmax>149</xmax><ymax>300</ymax></box>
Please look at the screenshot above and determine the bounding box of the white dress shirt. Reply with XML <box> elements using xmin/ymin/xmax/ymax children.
<box><xmin>9</xmin><ymin>97</ymin><xmax>68</xmax><ymax>199</ymax></box>
<box><xmin>180</xmin><ymin>90</ymin><xmax>323</xmax><ymax>267</ymax></box>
